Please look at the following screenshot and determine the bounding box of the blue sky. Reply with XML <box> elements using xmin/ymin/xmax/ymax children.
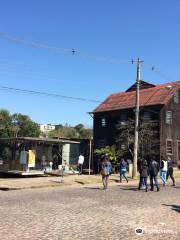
<box><xmin>0</xmin><ymin>0</ymin><xmax>179</xmax><ymax>127</ymax></box>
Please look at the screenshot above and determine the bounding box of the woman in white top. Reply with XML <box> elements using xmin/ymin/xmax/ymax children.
<box><xmin>160</xmin><ymin>158</ymin><xmax>168</xmax><ymax>186</ymax></box>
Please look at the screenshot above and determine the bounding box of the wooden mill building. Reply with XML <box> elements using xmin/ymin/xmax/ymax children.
<box><xmin>92</xmin><ymin>80</ymin><xmax>180</xmax><ymax>170</ymax></box>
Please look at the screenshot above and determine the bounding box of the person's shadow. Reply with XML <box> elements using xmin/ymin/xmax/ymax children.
<box><xmin>162</xmin><ymin>204</ymin><xmax>180</xmax><ymax>213</ymax></box>
<box><xmin>83</xmin><ymin>187</ymin><xmax>102</xmax><ymax>190</ymax></box>
<box><xmin>119</xmin><ymin>186</ymin><xmax>139</xmax><ymax>191</ymax></box>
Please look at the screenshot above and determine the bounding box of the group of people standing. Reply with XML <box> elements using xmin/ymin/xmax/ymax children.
<box><xmin>100</xmin><ymin>154</ymin><xmax>176</xmax><ymax>191</ymax></box>
<box><xmin>138</xmin><ymin>157</ymin><xmax>159</xmax><ymax>192</ymax></box>
<box><xmin>138</xmin><ymin>156</ymin><xmax>176</xmax><ymax>192</ymax></box>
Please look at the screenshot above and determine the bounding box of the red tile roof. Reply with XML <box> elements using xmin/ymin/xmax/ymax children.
<box><xmin>93</xmin><ymin>81</ymin><xmax>180</xmax><ymax>113</ymax></box>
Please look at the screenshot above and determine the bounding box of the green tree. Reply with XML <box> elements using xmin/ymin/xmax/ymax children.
<box><xmin>74</xmin><ymin>124</ymin><xmax>84</xmax><ymax>133</ymax></box>
<box><xmin>48</xmin><ymin>124</ymin><xmax>77</xmax><ymax>138</ymax></box>
<box><xmin>0</xmin><ymin>109</ymin><xmax>40</xmax><ymax>137</ymax></box>
<box><xmin>138</xmin><ymin>121</ymin><xmax>159</xmax><ymax>157</ymax></box>
<box><xmin>116</xmin><ymin>119</ymin><xmax>135</xmax><ymax>159</ymax></box>
<box><xmin>48</xmin><ymin>123</ymin><xmax>93</xmax><ymax>139</ymax></box>
<box><xmin>0</xmin><ymin>109</ymin><xmax>12</xmax><ymax>137</ymax></box>
<box><xmin>79</xmin><ymin>128</ymin><xmax>93</xmax><ymax>139</ymax></box>
<box><xmin>74</xmin><ymin>123</ymin><xmax>92</xmax><ymax>139</ymax></box>
<box><xmin>116</xmin><ymin>119</ymin><xmax>160</xmax><ymax>160</ymax></box>
<box><xmin>94</xmin><ymin>145</ymin><xmax>117</xmax><ymax>164</ymax></box>
<box><xmin>55</xmin><ymin>124</ymin><xmax>63</xmax><ymax>130</ymax></box>
<box><xmin>12</xmin><ymin>113</ymin><xmax>40</xmax><ymax>137</ymax></box>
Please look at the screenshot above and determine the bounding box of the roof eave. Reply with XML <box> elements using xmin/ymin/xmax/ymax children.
<box><xmin>93</xmin><ymin>103</ymin><xmax>165</xmax><ymax>114</ymax></box>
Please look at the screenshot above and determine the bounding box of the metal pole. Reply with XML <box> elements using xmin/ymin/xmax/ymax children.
<box><xmin>132</xmin><ymin>58</ymin><xmax>141</xmax><ymax>179</ymax></box>
<box><xmin>88</xmin><ymin>139</ymin><xmax>92</xmax><ymax>175</ymax></box>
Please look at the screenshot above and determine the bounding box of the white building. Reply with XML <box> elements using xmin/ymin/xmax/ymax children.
<box><xmin>39</xmin><ymin>124</ymin><xmax>56</xmax><ymax>133</ymax></box>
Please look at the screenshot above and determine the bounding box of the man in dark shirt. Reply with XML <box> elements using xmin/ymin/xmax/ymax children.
<box><xmin>166</xmin><ymin>156</ymin><xmax>176</xmax><ymax>186</ymax></box>
<box><xmin>149</xmin><ymin>156</ymin><xmax>160</xmax><ymax>191</ymax></box>
<box><xmin>138</xmin><ymin>159</ymin><xmax>149</xmax><ymax>192</ymax></box>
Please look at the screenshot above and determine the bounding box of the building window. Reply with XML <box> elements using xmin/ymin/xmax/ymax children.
<box><xmin>101</xmin><ymin>118</ymin><xmax>106</xmax><ymax>127</ymax></box>
<box><xmin>120</xmin><ymin>144</ymin><xmax>126</xmax><ymax>150</ymax></box>
<box><xmin>166</xmin><ymin>139</ymin><xmax>173</xmax><ymax>155</ymax></box>
<box><xmin>97</xmin><ymin>139</ymin><xmax>106</xmax><ymax>148</ymax></box>
<box><xmin>120</xmin><ymin>121</ymin><xmax>126</xmax><ymax>126</ymax></box>
<box><xmin>166</xmin><ymin>111</ymin><xmax>172</xmax><ymax>124</ymax></box>
<box><xmin>143</xmin><ymin>111</ymin><xmax>151</xmax><ymax>121</ymax></box>
<box><xmin>174</xmin><ymin>91</ymin><xmax>179</xmax><ymax>104</ymax></box>
<box><xmin>119</xmin><ymin>113</ymin><xmax>127</xmax><ymax>125</ymax></box>
<box><xmin>120</xmin><ymin>113</ymin><xmax>127</xmax><ymax>121</ymax></box>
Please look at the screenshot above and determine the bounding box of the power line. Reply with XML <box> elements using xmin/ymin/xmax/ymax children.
<box><xmin>0</xmin><ymin>32</ymin><xmax>132</xmax><ymax>65</ymax></box>
<box><xmin>143</xmin><ymin>63</ymin><xmax>172</xmax><ymax>82</ymax></box>
<box><xmin>0</xmin><ymin>32</ymin><xmax>174</xmax><ymax>82</ymax></box>
<box><xmin>0</xmin><ymin>32</ymin><xmax>73</xmax><ymax>54</ymax></box>
<box><xmin>0</xmin><ymin>85</ymin><xmax>101</xmax><ymax>103</ymax></box>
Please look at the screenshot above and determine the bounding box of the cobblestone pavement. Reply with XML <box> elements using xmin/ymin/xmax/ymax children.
<box><xmin>0</xmin><ymin>182</ymin><xmax>180</xmax><ymax>240</ymax></box>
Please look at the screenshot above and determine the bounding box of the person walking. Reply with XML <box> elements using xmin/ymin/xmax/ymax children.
<box><xmin>101</xmin><ymin>155</ymin><xmax>112</xmax><ymax>190</ymax></box>
<box><xmin>52</xmin><ymin>153</ymin><xmax>59</xmax><ymax>170</ymax></box>
<box><xmin>78</xmin><ymin>154</ymin><xmax>84</xmax><ymax>175</ymax></box>
<box><xmin>149</xmin><ymin>156</ymin><xmax>160</xmax><ymax>191</ymax></box>
<box><xmin>138</xmin><ymin>159</ymin><xmax>149</xmax><ymax>192</ymax></box>
<box><xmin>160</xmin><ymin>157</ymin><xmax>168</xmax><ymax>186</ymax></box>
<box><xmin>138</xmin><ymin>158</ymin><xmax>145</xmax><ymax>189</ymax></box>
<box><xmin>166</xmin><ymin>156</ymin><xmax>176</xmax><ymax>186</ymax></box>
<box><xmin>119</xmin><ymin>158</ymin><xmax>128</xmax><ymax>183</ymax></box>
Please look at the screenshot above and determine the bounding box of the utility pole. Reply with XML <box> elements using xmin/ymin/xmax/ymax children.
<box><xmin>132</xmin><ymin>58</ymin><xmax>143</xmax><ymax>179</ymax></box>
<box><xmin>88</xmin><ymin>138</ymin><xmax>92</xmax><ymax>175</ymax></box>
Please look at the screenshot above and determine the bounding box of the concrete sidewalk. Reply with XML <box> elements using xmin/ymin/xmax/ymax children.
<box><xmin>0</xmin><ymin>172</ymin><xmax>180</xmax><ymax>190</ymax></box>
<box><xmin>0</xmin><ymin>174</ymin><xmax>133</xmax><ymax>190</ymax></box>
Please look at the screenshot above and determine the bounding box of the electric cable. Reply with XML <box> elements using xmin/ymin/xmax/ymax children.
<box><xmin>0</xmin><ymin>85</ymin><xmax>101</xmax><ymax>103</ymax></box>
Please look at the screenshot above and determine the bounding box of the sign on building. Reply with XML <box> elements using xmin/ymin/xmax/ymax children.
<box><xmin>20</xmin><ymin>151</ymin><xmax>27</xmax><ymax>165</ymax></box>
<box><xmin>28</xmin><ymin>150</ymin><xmax>36</xmax><ymax>168</ymax></box>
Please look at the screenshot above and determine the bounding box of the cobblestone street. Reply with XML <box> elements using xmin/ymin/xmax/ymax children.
<box><xmin>0</xmin><ymin>182</ymin><xmax>180</xmax><ymax>240</ymax></box>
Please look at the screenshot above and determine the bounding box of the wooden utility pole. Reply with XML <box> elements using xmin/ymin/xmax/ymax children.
<box><xmin>132</xmin><ymin>58</ymin><xmax>143</xmax><ymax>178</ymax></box>
<box><xmin>88</xmin><ymin>139</ymin><xmax>92</xmax><ymax>175</ymax></box>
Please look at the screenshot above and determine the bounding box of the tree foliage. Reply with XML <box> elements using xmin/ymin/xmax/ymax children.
<box><xmin>116</xmin><ymin>119</ymin><xmax>160</xmax><ymax>159</ymax></box>
<box><xmin>12</xmin><ymin>113</ymin><xmax>41</xmax><ymax>137</ymax></box>
<box><xmin>116</xmin><ymin>119</ymin><xmax>134</xmax><ymax>159</ymax></box>
<box><xmin>94</xmin><ymin>145</ymin><xmax>117</xmax><ymax>164</ymax></box>
<box><xmin>0</xmin><ymin>109</ymin><xmax>12</xmax><ymax>137</ymax></box>
<box><xmin>0</xmin><ymin>109</ymin><xmax>40</xmax><ymax>137</ymax></box>
<box><xmin>48</xmin><ymin>123</ymin><xmax>92</xmax><ymax>139</ymax></box>
<box><xmin>0</xmin><ymin>109</ymin><xmax>93</xmax><ymax>139</ymax></box>
<box><xmin>48</xmin><ymin>124</ymin><xmax>77</xmax><ymax>138</ymax></box>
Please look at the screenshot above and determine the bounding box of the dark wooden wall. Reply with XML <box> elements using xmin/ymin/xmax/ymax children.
<box><xmin>160</xmin><ymin>90</ymin><xmax>180</xmax><ymax>164</ymax></box>
<box><xmin>93</xmin><ymin>105</ymin><xmax>161</xmax><ymax>152</ymax></box>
